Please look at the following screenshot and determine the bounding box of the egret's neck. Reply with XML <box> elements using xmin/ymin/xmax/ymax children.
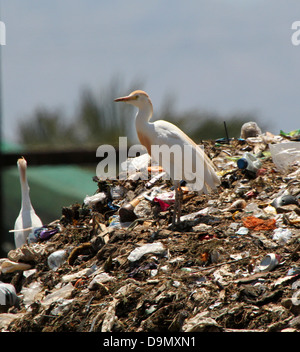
<box><xmin>134</xmin><ymin>100</ymin><xmax>154</xmax><ymax>155</ymax></box>
<box><xmin>135</xmin><ymin>102</ymin><xmax>153</xmax><ymax>129</ymax></box>
<box><xmin>19</xmin><ymin>167</ymin><xmax>32</xmax><ymax>210</ymax></box>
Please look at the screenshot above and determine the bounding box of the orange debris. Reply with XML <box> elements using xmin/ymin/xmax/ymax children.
<box><xmin>242</xmin><ymin>216</ymin><xmax>276</xmax><ymax>231</ymax></box>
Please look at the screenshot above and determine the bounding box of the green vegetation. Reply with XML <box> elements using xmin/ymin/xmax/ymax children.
<box><xmin>18</xmin><ymin>79</ymin><xmax>264</xmax><ymax>149</ymax></box>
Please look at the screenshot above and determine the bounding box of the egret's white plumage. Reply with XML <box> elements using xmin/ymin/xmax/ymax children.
<box><xmin>115</xmin><ymin>90</ymin><xmax>220</xmax><ymax>224</ymax></box>
<box><xmin>14</xmin><ymin>157</ymin><xmax>43</xmax><ymax>248</ymax></box>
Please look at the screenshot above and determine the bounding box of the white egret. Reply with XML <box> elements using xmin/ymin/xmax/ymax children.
<box><xmin>14</xmin><ymin>157</ymin><xmax>43</xmax><ymax>248</ymax></box>
<box><xmin>114</xmin><ymin>90</ymin><xmax>220</xmax><ymax>225</ymax></box>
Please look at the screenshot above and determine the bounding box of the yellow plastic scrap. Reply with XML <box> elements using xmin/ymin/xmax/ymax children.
<box><xmin>232</xmin><ymin>211</ymin><xmax>239</xmax><ymax>221</ymax></box>
<box><xmin>216</xmin><ymin>169</ymin><xmax>235</xmax><ymax>177</ymax></box>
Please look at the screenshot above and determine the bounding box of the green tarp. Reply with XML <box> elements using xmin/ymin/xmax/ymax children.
<box><xmin>2</xmin><ymin>164</ymin><xmax>97</xmax><ymax>251</ymax></box>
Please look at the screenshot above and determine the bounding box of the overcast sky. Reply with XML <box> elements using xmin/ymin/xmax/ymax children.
<box><xmin>1</xmin><ymin>0</ymin><xmax>300</xmax><ymax>143</ymax></box>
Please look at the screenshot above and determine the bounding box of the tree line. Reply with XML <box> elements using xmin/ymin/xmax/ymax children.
<box><xmin>18</xmin><ymin>80</ymin><xmax>263</xmax><ymax>150</ymax></box>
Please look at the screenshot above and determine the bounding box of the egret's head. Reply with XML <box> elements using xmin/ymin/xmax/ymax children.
<box><xmin>17</xmin><ymin>157</ymin><xmax>27</xmax><ymax>169</ymax></box>
<box><xmin>114</xmin><ymin>90</ymin><xmax>152</xmax><ymax>110</ymax></box>
<box><xmin>17</xmin><ymin>157</ymin><xmax>27</xmax><ymax>183</ymax></box>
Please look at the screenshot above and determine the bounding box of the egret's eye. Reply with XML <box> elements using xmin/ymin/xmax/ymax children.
<box><xmin>135</xmin><ymin>95</ymin><xmax>139</xmax><ymax>100</ymax></box>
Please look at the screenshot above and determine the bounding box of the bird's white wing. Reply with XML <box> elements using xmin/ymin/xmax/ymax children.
<box><xmin>14</xmin><ymin>209</ymin><xmax>43</xmax><ymax>248</ymax></box>
<box><xmin>149</xmin><ymin>120</ymin><xmax>220</xmax><ymax>192</ymax></box>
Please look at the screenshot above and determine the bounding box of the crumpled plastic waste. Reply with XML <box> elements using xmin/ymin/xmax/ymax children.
<box><xmin>0</xmin><ymin>282</ymin><xmax>19</xmax><ymax>309</ymax></box>
<box><xmin>0</xmin><ymin>258</ymin><xmax>32</xmax><ymax>274</ymax></box>
<box><xmin>286</xmin><ymin>267</ymin><xmax>300</xmax><ymax>276</ymax></box>
<box><xmin>222</xmin><ymin>199</ymin><xmax>246</xmax><ymax>212</ymax></box>
<box><xmin>88</xmin><ymin>272</ymin><xmax>116</xmax><ymax>290</ymax></box>
<box><xmin>240</xmin><ymin>121</ymin><xmax>262</xmax><ymax>139</ymax></box>
<box><xmin>280</xmin><ymin>129</ymin><xmax>300</xmax><ymax>141</ymax></box>
<box><xmin>41</xmin><ymin>282</ymin><xmax>74</xmax><ymax>308</ymax></box>
<box><xmin>50</xmin><ymin>298</ymin><xmax>74</xmax><ymax>316</ymax></box>
<box><xmin>108</xmin><ymin>215</ymin><xmax>132</xmax><ymax>229</ymax></box>
<box><xmin>48</xmin><ymin>249</ymin><xmax>68</xmax><ymax>270</ymax></box>
<box><xmin>20</xmin><ymin>281</ymin><xmax>43</xmax><ymax>307</ymax></box>
<box><xmin>235</xmin><ymin>226</ymin><xmax>249</xmax><ymax>235</ymax></box>
<box><xmin>145</xmin><ymin>171</ymin><xmax>167</xmax><ymax>188</ymax></box>
<box><xmin>269</xmin><ymin>142</ymin><xmax>300</xmax><ymax>172</ymax></box>
<box><xmin>28</xmin><ymin>226</ymin><xmax>60</xmax><ymax>243</ymax></box>
<box><xmin>128</xmin><ymin>262</ymin><xmax>158</xmax><ymax>279</ymax></box>
<box><xmin>243</xmin><ymin>202</ymin><xmax>265</xmax><ymax>217</ymax></box>
<box><xmin>271</xmin><ymin>194</ymin><xmax>299</xmax><ymax>209</ymax></box>
<box><xmin>153</xmin><ymin>190</ymin><xmax>176</xmax><ymax>211</ymax></box>
<box><xmin>272</xmin><ymin>228</ymin><xmax>293</xmax><ymax>245</ymax></box>
<box><xmin>84</xmin><ymin>192</ymin><xmax>106</xmax><ymax>206</ymax></box>
<box><xmin>127</xmin><ymin>242</ymin><xmax>167</xmax><ymax>262</ymax></box>
<box><xmin>8</xmin><ymin>243</ymin><xmax>45</xmax><ymax>263</ymax></box>
<box><xmin>153</xmin><ymin>197</ymin><xmax>172</xmax><ymax>211</ymax></box>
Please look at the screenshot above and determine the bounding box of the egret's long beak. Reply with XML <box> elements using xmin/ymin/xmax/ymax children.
<box><xmin>114</xmin><ymin>95</ymin><xmax>136</xmax><ymax>102</ymax></box>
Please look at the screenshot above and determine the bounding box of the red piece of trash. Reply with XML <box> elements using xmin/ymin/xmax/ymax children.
<box><xmin>154</xmin><ymin>197</ymin><xmax>171</xmax><ymax>211</ymax></box>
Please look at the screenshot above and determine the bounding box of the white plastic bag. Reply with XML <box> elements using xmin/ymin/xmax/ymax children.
<box><xmin>127</xmin><ymin>242</ymin><xmax>166</xmax><ymax>262</ymax></box>
<box><xmin>272</xmin><ymin>228</ymin><xmax>293</xmax><ymax>245</ymax></box>
<box><xmin>269</xmin><ymin>142</ymin><xmax>300</xmax><ymax>171</ymax></box>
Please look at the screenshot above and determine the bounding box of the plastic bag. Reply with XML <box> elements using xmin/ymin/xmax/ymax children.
<box><xmin>84</xmin><ymin>192</ymin><xmax>106</xmax><ymax>206</ymax></box>
<box><xmin>269</xmin><ymin>142</ymin><xmax>300</xmax><ymax>171</ymax></box>
<box><xmin>272</xmin><ymin>228</ymin><xmax>293</xmax><ymax>245</ymax></box>
<box><xmin>127</xmin><ymin>242</ymin><xmax>166</xmax><ymax>262</ymax></box>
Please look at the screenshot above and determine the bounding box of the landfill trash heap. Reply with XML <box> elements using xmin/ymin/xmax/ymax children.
<box><xmin>0</xmin><ymin>130</ymin><xmax>300</xmax><ymax>332</ymax></box>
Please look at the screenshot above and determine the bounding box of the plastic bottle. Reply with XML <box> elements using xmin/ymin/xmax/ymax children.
<box><xmin>237</xmin><ymin>152</ymin><xmax>262</xmax><ymax>173</ymax></box>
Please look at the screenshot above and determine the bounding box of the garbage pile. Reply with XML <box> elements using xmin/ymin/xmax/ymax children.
<box><xmin>1</xmin><ymin>127</ymin><xmax>300</xmax><ymax>332</ymax></box>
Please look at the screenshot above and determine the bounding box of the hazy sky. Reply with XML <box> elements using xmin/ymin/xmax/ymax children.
<box><xmin>1</xmin><ymin>0</ymin><xmax>300</xmax><ymax>143</ymax></box>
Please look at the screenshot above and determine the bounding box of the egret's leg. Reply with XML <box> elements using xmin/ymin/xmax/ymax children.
<box><xmin>172</xmin><ymin>181</ymin><xmax>181</xmax><ymax>226</ymax></box>
<box><xmin>177</xmin><ymin>186</ymin><xmax>182</xmax><ymax>223</ymax></box>
<box><xmin>172</xmin><ymin>191</ymin><xmax>177</xmax><ymax>226</ymax></box>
